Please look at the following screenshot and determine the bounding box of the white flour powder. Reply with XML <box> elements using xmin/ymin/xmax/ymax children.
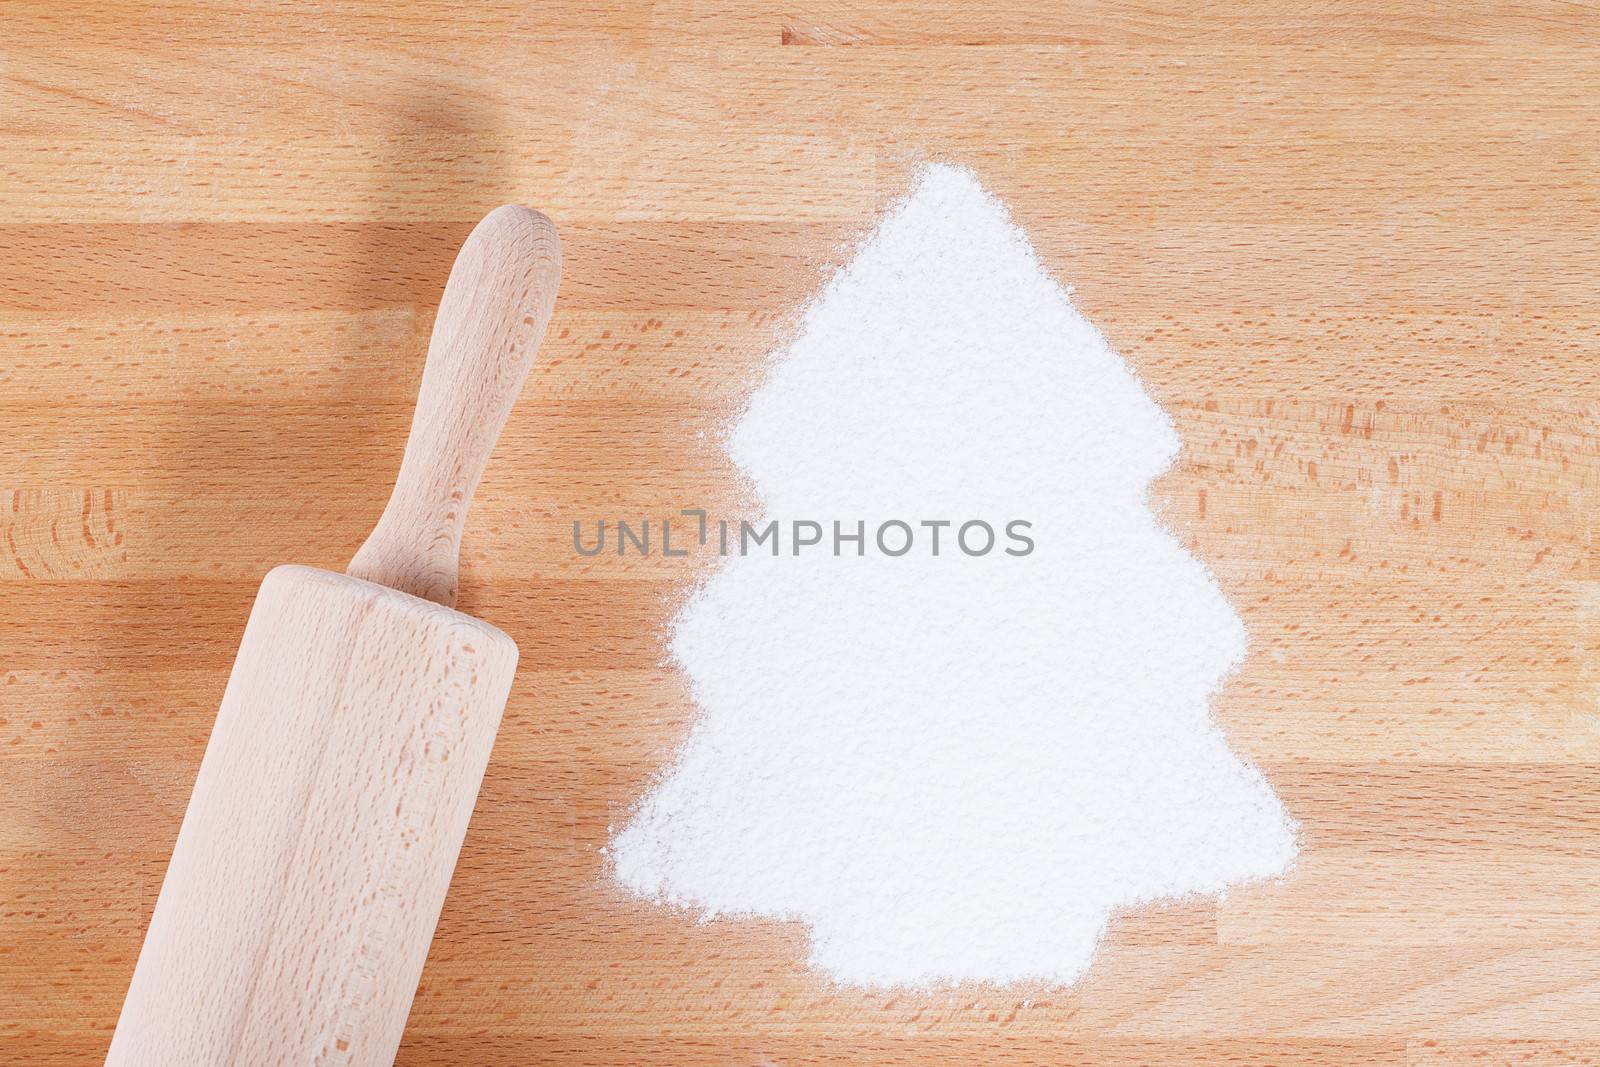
<box><xmin>610</xmin><ymin>164</ymin><xmax>1297</xmax><ymax>988</ymax></box>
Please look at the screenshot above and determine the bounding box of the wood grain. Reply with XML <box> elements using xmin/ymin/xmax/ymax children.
<box><xmin>3</xmin><ymin>2</ymin><xmax>1598</xmax><ymax>1064</ymax></box>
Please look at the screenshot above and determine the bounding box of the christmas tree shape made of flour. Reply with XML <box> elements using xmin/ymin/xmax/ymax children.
<box><xmin>611</xmin><ymin>165</ymin><xmax>1297</xmax><ymax>989</ymax></box>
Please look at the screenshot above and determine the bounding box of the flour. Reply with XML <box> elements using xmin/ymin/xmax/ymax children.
<box><xmin>609</xmin><ymin>164</ymin><xmax>1297</xmax><ymax>988</ymax></box>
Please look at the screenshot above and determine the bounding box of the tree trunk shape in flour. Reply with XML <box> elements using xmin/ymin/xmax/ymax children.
<box><xmin>610</xmin><ymin>165</ymin><xmax>1298</xmax><ymax>989</ymax></box>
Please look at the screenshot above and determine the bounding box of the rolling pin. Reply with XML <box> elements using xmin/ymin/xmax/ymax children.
<box><xmin>106</xmin><ymin>205</ymin><xmax>561</xmax><ymax>1066</ymax></box>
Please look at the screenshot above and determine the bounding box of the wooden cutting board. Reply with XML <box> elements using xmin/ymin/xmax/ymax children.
<box><xmin>3</xmin><ymin>3</ymin><xmax>1598</xmax><ymax>1064</ymax></box>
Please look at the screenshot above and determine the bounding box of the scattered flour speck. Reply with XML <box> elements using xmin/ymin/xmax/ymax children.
<box><xmin>610</xmin><ymin>163</ymin><xmax>1298</xmax><ymax>989</ymax></box>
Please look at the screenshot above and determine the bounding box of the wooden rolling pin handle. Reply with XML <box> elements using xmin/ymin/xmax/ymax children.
<box><xmin>348</xmin><ymin>205</ymin><xmax>561</xmax><ymax>607</ymax></box>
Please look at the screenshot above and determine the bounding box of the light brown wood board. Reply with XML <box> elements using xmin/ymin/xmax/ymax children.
<box><xmin>3</xmin><ymin>3</ymin><xmax>1599</xmax><ymax>1064</ymax></box>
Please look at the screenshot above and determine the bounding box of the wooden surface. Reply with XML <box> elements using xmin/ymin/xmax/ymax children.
<box><xmin>3</xmin><ymin>3</ymin><xmax>1599</xmax><ymax>1064</ymax></box>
